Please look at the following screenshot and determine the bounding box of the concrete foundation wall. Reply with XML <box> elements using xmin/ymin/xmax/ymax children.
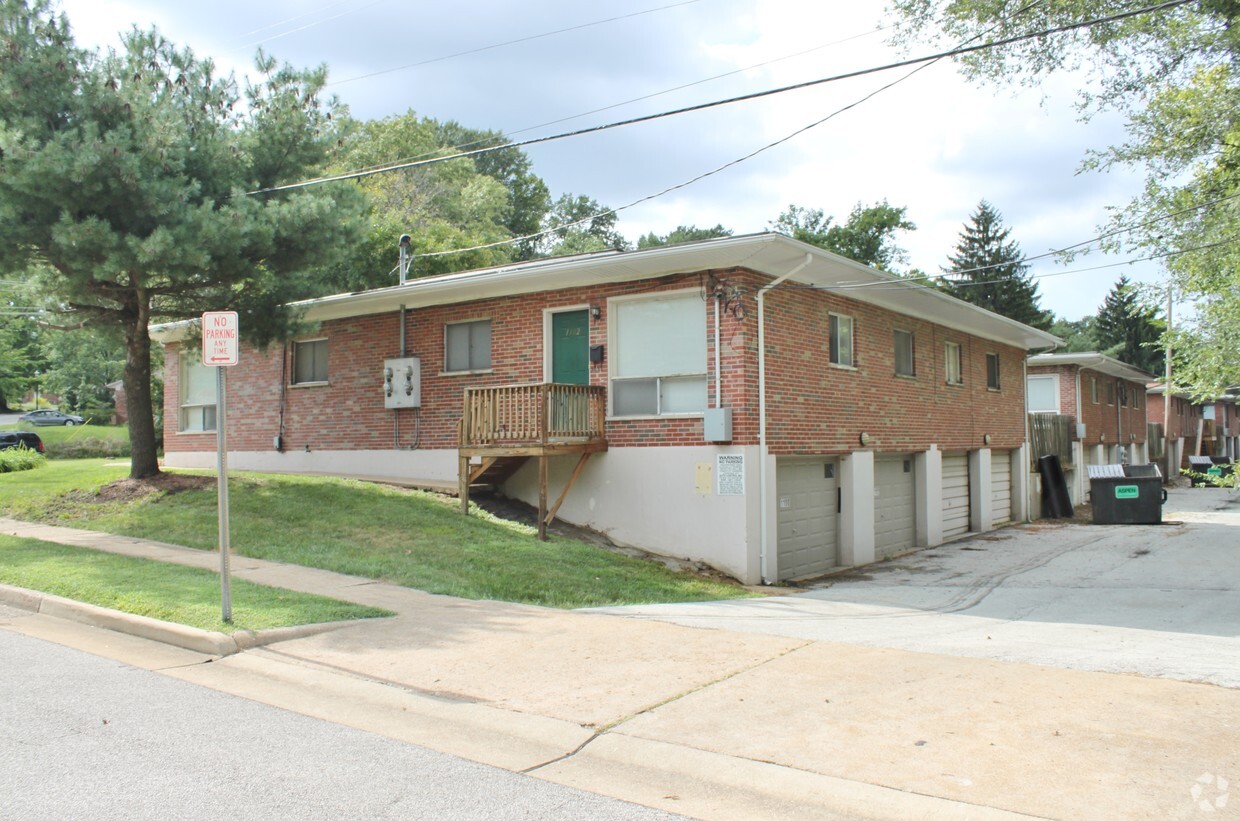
<box><xmin>504</xmin><ymin>445</ymin><xmax>762</xmax><ymax>584</ymax></box>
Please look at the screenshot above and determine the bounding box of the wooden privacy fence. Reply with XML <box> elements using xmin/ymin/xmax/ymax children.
<box><xmin>1028</xmin><ymin>413</ymin><xmax>1074</xmax><ymax>467</ymax></box>
<box><xmin>460</xmin><ymin>383</ymin><xmax>606</xmax><ymax>447</ymax></box>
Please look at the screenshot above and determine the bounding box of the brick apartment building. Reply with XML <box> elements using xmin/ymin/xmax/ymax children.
<box><xmin>154</xmin><ymin>233</ymin><xmax>1058</xmax><ymax>584</ymax></box>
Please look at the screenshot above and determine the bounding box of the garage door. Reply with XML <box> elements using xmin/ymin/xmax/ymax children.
<box><xmin>991</xmin><ymin>450</ymin><xmax>1012</xmax><ymax>526</ymax></box>
<box><xmin>875</xmin><ymin>454</ymin><xmax>916</xmax><ymax>560</ymax></box>
<box><xmin>776</xmin><ymin>458</ymin><xmax>839</xmax><ymax>580</ymax></box>
<box><xmin>942</xmin><ymin>453</ymin><xmax>970</xmax><ymax>540</ymax></box>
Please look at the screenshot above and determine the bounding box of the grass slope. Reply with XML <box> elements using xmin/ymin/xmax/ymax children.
<box><xmin>0</xmin><ymin>460</ymin><xmax>753</xmax><ymax>608</ymax></box>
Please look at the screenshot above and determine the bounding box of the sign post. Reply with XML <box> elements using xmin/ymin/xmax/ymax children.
<box><xmin>202</xmin><ymin>311</ymin><xmax>238</xmax><ymax>623</ymax></box>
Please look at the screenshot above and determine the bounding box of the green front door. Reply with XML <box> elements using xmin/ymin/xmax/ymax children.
<box><xmin>551</xmin><ymin>310</ymin><xmax>589</xmax><ymax>386</ymax></box>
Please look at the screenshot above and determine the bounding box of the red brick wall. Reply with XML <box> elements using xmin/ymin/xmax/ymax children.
<box><xmin>164</xmin><ymin>267</ymin><xmax>1031</xmax><ymax>457</ymax></box>
<box><xmin>1075</xmin><ymin>368</ymin><xmax>1148</xmax><ymax>446</ymax></box>
<box><xmin>1146</xmin><ymin>393</ymin><xmax>1204</xmax><ymax>439</ymax></box>
<box><xmin>761</xmin><ymin>285</ymin><xmax>1027</xmax><ymax>454</ymax></box>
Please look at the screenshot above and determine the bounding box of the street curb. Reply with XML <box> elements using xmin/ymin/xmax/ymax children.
<box><xmin>0</xmin><ymin>583</ymin><xmax>352</xmax><ymax>656</ymax></box>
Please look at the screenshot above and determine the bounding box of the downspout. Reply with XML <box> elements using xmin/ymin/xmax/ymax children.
<box><xmin>714</xmin><ymin>298</ymin><xmax>722</xmax><ymax>409</ymax></box>
<box><xmin>1023</xmin><ymin>356</ymin><xmax>1031</xmax><ymax>520</ymax></box>
<box><xmin>757</xmin><ymin>253</ymin><xmax>813</xmax><ymax>584</ymax></box>
<box><xmin>395</xmin><ymin>304</ymin><xmax>406</xmax><ymax>448</ymax></box>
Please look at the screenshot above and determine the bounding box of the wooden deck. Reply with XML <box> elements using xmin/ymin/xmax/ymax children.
<box><xmin>458</xmin><ymin>383</ymin><xmax>607</xmax><ymax>538</ymax></box>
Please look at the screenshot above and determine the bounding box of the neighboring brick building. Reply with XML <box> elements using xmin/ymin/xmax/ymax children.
<box><xmin>1026</xmin><ymin>352</ymin><xmax>1155</xmax><ymax>504</ymax></box>
<box><xmin>1147</xmin><ymin>385</ymin><xmax>1237</xmax><ymax>469</ymax></box>
<box><xmin>154</xmin><ymin>233</ymin><xmax>1059</xmax><ymax>584</ymax></box>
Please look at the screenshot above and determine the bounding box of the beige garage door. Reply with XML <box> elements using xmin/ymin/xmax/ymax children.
<box><xmin>776</xmin><ymin>458</ymin><xmax>839</xmax><ymax>581</ymax></box>
<box><xmin>942</xmin><ymin>452</ymin><xmax>970</xmax><ymax>540</ymax></box>
<box><xmin>991</xmin><ymin>450</ymin><xmax>1012</xmax><ymax>526</ymax></box>
<box><xmin>875</xmin><ymin>454</ymin><xmax>916</xmax><ymax>560</ymax></box>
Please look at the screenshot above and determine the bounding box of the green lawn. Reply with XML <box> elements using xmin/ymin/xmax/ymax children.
<box><xmin>0</xmin><ymin>534</ymin><xmax>391</xmax><ymax>632</ymax></box>
<box><xmin>0</xmin><ymin>460</ymin><xmax>754</xmax><ymax>608</ymax></box>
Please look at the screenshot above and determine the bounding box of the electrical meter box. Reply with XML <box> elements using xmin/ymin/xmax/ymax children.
<box><xmin>383</xmin><ymin>357</ymin><xmax>421</xmax><ymax>409</ymax></box>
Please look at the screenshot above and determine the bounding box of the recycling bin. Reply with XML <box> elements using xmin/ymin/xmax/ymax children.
<box><xmin>1088</xmin><ymin>463</ymin><xmax>1165</xmax><ymax>525</ymax></box>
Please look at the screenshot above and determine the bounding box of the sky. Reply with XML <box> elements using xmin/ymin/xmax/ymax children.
<box><xmin>54</xmin><ymin>0</ymin><xmax>1170</xmax><ymax>321</ymax></box>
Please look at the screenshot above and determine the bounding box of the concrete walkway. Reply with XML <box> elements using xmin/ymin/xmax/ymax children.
<box><xmin>2</xmin><ymin>493</ymin><xmax>1239</xmax><ymax>820</ymax></box>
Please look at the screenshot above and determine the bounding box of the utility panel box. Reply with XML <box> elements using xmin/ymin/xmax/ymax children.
<box><xmin>383</xmin><ymin>357</ymin><xmax>421</xmax><ymax>409</ymax></box>
<box><xmin>704</xmin><ymin>407</ymin><xmax>733</xmax><ymax>442</ymax></box>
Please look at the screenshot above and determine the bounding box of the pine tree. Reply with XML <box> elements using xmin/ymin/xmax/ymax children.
<box><xmin>1094</xmin><ymin>275</ymin><xmax>1164</xmax><ymax>375</ymax></box>
<box><xmin>942</xmin><ymin>201</ymin><xmax>1051</xmax><ymax>330</ymax></box>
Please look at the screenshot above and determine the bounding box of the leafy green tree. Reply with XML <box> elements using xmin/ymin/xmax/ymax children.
<box><xmin>1094</xmin><ymin>275</ymin><xmax>1164</xmax><ymax>374</ymax></box>
<box><xmin>887</xmin><ymin>0</ymin><xmax>1239</xmax><ymax>392</ymax></box>
<box><xmin>636</xmin><ymin>225</ymin><xmax>733</xmax><ymax>249</ymax></box>
<box><xmin>0</xmin><ymin>316</ymin><xmax>43</xmax><ymax>412</ymax></box>
<box><xmin>39</xmin><ymin>326</ymin><xmax>125</xmax><ymax>417</ymax></box>
<box><xmin>1047</xmin><ymin>315</ymin><xmax>1101</xmax><ymax>354</ymax></box>
<box><xmin>432</xmin><ymin>121</ymin><xmax>552</xmax><ymax>260</ymax></box>
<box><xmin>941</xmin><ymin>201</ymin><xmax>1052</xmax><ymax>330</ymax></box>
<box><xmin>538</xmin><ymin>194</ymin><xmax>627</xmax><ymax>257</ymax></box>
<box><xmin>770</xmin><ymin>201</ymin><xmax>915</xmax><ymax>272</ymax></box>
<box><xmin>0</xmin><ymin>1</ymin><xmax>366</xmax><ymax>477</ymax></box>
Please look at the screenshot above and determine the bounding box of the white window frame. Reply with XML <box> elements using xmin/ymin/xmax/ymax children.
<box><xmin>607</xmin><ymin>290</ymin><xmax>707</xmax><ymax>418</ymax></box>
<box><xmin>829</xmin><ymin>313</ymin><xmax>855</xmax><ymax>368</ymax></box>
<box><xmin>178</xmin><ymin>352</ymin><xmax>217</xmax><ymax>433</ymax></box>
<box><xmin>444</xmin><ymin>318</ymin><xmax>492</xmax><ymax>374</ymax></box>
<box><xmin>893</xmin><ymin>328</ymin><xmax>915</xmax><ymax>377</ymax></box>
<box><xmin>945</xmin><ymin>341</ymin><xmax>963</xmax><ymax>385</ymax></box>
<box><xmin>985</xmin><ymin>352</ymin><xmax>1001</xmax><ymax>390</ymax></box>
<box><xmin>1026</xmin><ymin>373</ymin><xmax>1060</xmax><ymax>413</ymax></box>
<box><xmin>291</xmin><ymin>338</ymin><xmax>329</xmax><ymax>386</ymax></box>
<box><xmin>1090</xmin><ymin>376</ymin><xmax>1099</xmax><ymax>404</ymax></box>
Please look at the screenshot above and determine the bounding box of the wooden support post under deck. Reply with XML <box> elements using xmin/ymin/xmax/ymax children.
<box><xmin>459</xmin><ymin>454</ymin><xmax>471</xmax><ymax>515</ymax></box>
<box><xmin>545</xmin><ymin>452</ymin><xmax>592</xmax><ymax>527</ymax></box>
<box><xmin>537</xmin><ymin>455</ymin><xmax>549</xmax><ymax>541</ymax></box>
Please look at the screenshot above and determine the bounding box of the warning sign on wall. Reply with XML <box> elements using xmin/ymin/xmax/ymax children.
<box><xmin>716</xmin><ymin>453</ymin><xmax>745</xmax><ymax>496</ymax></box>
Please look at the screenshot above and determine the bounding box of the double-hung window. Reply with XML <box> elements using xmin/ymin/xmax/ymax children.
<box><xmin>445</xmin><ymin>319</ymin><xmax>492</xmax><ymax>373</ymax></box>
<box><xmin>986</xmin><ymin>352</ymin><xmax>1001</xmax><ymax>390</ymax></box>
<box><xmin>945</xmin><ymin>341</ymin><xmax>963</xmax><ymax>385</ymax></box>
<box><xmin>893</xmin><ymin>329</ymin><xmax>914</xmax><ymax>377</ymax></box>
<box><xmin>829</xmin><ymin>313</ymin><xmax>854</xmax><ymax>367</ymax></box>
<box><xmin>611</xmin><ymin>292</ymin><xmax>706</xmax><ymax>416</ymax></box>
<box><xmin>292</xmin><ymin>339</ymin><xmax>328</xmax><ymax>385</ymax></box>
<box><xmin>179</xmin><ymin>353</ymin><xmax>217</xmax><ymax>433</ymax></box>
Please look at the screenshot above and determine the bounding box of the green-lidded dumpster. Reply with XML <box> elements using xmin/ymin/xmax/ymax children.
<box><xmin>1087</xmin><ymin>464</ymin><xmax>1166</xmax><ymax>524</ymax></box>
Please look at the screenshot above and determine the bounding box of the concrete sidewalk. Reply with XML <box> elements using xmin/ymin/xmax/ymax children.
<box><xmin>2</xmin><ymin>513</ymin><xmax>1237</xmax><ymax>820</ymax></box>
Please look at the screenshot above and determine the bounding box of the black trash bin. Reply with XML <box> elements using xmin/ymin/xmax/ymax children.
<box><xmin>1088</xmin><ymin>464</ymin><xmax>1165</xmax><ymax>524</ymax></box>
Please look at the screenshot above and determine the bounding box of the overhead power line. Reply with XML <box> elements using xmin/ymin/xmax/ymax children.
<box><xmin>249</xmin><ymin>0</ymin><xmax>1194</xmax><ymax>196</ymax></box>
<box><xmin>327</xmin><ymin>0</ymin><xmax>703</xmax><ymax>87</ymax></box>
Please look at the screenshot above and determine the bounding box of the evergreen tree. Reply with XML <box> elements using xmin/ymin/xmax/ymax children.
<box><xmin>1094</xmin><ymin>275</ymin><xmax>1164</xmax><ymax>375</ymax></box>
<box><xmin>942</xmin><ymin>201</ymin><xmax>1051</xmax><ymax>330</ymax></box>
<box><xmin>0</xmin><ymin>1</ymin><xmax>367</xmax><ymax>477</ymax></box>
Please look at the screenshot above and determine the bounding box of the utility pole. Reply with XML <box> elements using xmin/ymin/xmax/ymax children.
<box><xmin>1164</xmin><ymin>284</ymin><xmax>1173</xmax><ymax>476</ymax></box>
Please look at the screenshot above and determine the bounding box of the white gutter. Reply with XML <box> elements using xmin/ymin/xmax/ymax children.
<box><xmin>757</xmin><ymin>253</ymin><xmax>813</xmax><ymax>584</ymax></box>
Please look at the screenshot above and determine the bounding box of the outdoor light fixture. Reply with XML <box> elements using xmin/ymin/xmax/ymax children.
<box><xmin>1100</xmin><ymin>433</ymin><xmax>1107</xmax><ymax>442</ymax></box>
<box><xmin>983</xmin><ymin>433</ymin><xmax>992</xmax><ymax>445</ymax></box>
<box><xmin>590</xmin><ymin>305</ymin><xmax>601</xmax><ymax>321</ymax></box>
<box><xmin>859</xmin><ymin>432</ymin><xmax>870</xmax><ymax>446</ymax></box>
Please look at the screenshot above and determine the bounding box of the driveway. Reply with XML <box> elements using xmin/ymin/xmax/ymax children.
<box><xmin>590</xmin><ymin>486</ymin><xmax>1240</xmax><ymax>688</ymax></box>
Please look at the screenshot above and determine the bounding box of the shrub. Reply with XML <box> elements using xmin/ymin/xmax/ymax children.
<box><xmin>44</xmin><ymin>436</ymin><xmax>131</xmax><ymax>460</ymax></box>
<box><xmin>0</xmin><ymin>447</ymin><xmax>47</xmax><ymax>473</ymax></box>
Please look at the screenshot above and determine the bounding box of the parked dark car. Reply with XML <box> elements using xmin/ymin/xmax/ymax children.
<box><xmin>0</xmin><ymin>431</ymin><xmax>45</xmax><ymax>453</ymax></box>
<box><xmin>19</xmin><ymin>409</ymin><xmax>85</xmax><ymax>426</ymax></box>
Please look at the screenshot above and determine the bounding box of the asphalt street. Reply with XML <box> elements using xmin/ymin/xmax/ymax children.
<box><xmin>0</xmin><ymin>624</ymin><xmax>682</xmax><ymax>821</ymax></box>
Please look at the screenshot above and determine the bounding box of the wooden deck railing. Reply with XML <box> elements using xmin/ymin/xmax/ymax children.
<box><xmin>460</xmin><ymin>383</ymin><xmax>606</xmax><ymax>447</ymax></box>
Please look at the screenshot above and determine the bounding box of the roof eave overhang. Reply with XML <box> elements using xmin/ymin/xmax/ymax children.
<box><xmin>151</xmin><ymin>233</ymin><xmax>1062</xmax><ymax>351</ymax></box>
